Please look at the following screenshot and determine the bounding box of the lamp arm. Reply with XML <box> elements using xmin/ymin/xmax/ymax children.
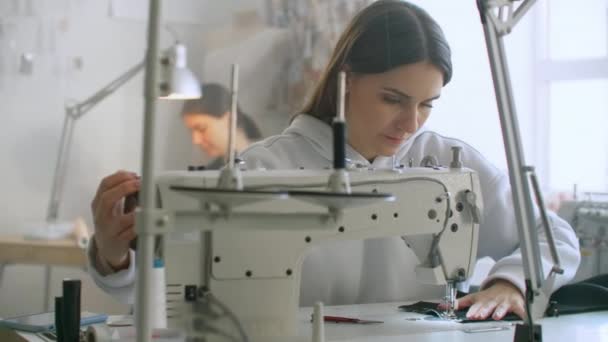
<box><xmin>511</xmin><ymin>0</ymin><xmax>537</xmax><ymax>28</ymax></box>
<box><xmin>479</xmin><ymin>0</ymin><xmax>537</xmax><ymax>36</ymax></box>
<box><xmin>46</xmin><ymin>61</ymin><xmax>145</xmax><ymax>222</ymax></box>
<box><xmin>69</xmin><ymin>61</ymin><xmax>145</xmax><ymax>120</ymax></box>
<box><xmin>46</xmin><ymin>113</ymin><xmax>75</xmax><ymax>222</ymax></box>
<box><xmin>477</xmin><ymin>0</ymin><xmax>544</xmax><ymax>293</ymax></box>
<box><xmin>527</xmin><ymin>166</ymin><xmax>563</xmax><ymax>273</ymax></box>
<box><xmin>477</xmin><ymin>0</ymin><xmax>565</xmax><ymax>336</ymax></box>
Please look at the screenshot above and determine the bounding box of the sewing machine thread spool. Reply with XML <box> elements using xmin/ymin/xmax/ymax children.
<box><xmin>62</xmin><ymin>279</ymin><xmax>81</xmax><ymax>342</ymax></box>
<box><xmin>312</xmin><ymin>302</ymin><xmax>325</xmax><ymax>342</ymax></box>
<box><xmin>54</xmin><ymin>297</ymin><xmax>63</xmax><ymax>342</ymax></box>
<box><xmin>333</xmin><ymin>71</ymin><xmax>347</xmax><ymax>170</ymax></box>
<box><xmin>151</xmin><ymin>258</ymin><xmax>168</xmax><ymax>329</ymax></box>
<box><xmin>133</xmin><ymin>258</ymin><xmax>167</xmax><ymax>330</ymax></box>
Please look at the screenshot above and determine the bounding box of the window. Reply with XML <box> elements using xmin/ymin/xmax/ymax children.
<box><xmin>548</xmin><ymin>0</ymin><xmax>607</xmax><ymax>60</ymax></box>
<box><xmin>548</xmin><ymin>80</ymin><xmax>608</xmax><ymax>191</ymax></box>
<box><xmin>537</xmin><ymin>0</ymin><xmax>608</xmax><ymax>194</ymax></box>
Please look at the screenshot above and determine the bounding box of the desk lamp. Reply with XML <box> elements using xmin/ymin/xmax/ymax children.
<box><xmin>46</xmin><ymin>41</ymin><xmax>200</xmax><ymax>232</ymax></box>
<box><xmin>40</xmin><ymin>40</ymin><xmax>200</xmax><ymax>311</ymax></box>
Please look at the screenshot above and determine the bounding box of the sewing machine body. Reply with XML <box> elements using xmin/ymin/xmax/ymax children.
<box><xmin>156</xmin><ymin>167</ymin><xmax>482</xmax><ymax>340</ymax></box>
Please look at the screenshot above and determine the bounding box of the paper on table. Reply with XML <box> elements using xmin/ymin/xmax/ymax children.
<box><xmin>23</xmin><ymin>221</ymin><xmax>74</xmax><ymax>240</ymax></box>
<box><xmin>22</xmin><ymin>217</ymin><xmax>90</xmax><ymax>248</ymax></box>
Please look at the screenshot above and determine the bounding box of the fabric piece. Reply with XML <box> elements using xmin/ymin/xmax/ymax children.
<box><xmin>398</xmin><ymin>301</ymin><xmax>520</xmax><ymax>323</ymax></box>
<box><xmin>546</xmin><ymin>274</ymin><xmax>608</xmax><ymax>316</ymax></box>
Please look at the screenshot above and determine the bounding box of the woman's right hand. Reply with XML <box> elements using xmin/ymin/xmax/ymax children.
<box><xmin>91</xmin><ymin>170</ymin><xmax>140</xmax><ymax>271</ymax></box>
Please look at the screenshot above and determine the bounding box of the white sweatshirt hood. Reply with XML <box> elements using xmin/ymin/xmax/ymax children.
<box><xmin>284</xmin><ymin>114</ymin><xmax>428</xmax><ymax>168</ymax></box>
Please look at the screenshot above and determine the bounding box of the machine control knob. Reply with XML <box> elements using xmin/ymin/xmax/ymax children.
<box><xmin>450</xmin><ymin>146</ymin><xmax>463</xmax><ymax>169</ymax></box>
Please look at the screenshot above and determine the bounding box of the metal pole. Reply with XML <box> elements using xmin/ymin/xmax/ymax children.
<box><xmin>136</xmin><ymin>0</ymin><xmax>161</xmax><ymax>341</ymax></box>
<box><xmin>227</xmin><ymin>64</ymin><xmax>239</xmax><ymax>168</ymax></box>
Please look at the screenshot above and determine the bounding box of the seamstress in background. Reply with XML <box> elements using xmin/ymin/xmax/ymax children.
<box><xmin>182</xmin><ymin>82</ymin><xmax>262</xmax><ymax>169</ymax></box>
<box><xmin>89</xmin><ymin>0</ymin><xmax>580</xmax><ymax>321</ymax></box>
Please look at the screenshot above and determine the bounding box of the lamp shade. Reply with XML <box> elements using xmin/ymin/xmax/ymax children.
<box><xmin>161</xmin><ymin>67</ymin><xmax>201</xmax><ymax>99</ymax></box>
<box><xmin>159</xmin><ymin>43</ymin><xmax>202</xmax><ymax>100</ymax></box>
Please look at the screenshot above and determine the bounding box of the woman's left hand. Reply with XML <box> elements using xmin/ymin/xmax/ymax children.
<box><xmin>455</xmin><ymin>280</ymin><xmax>526</xmax><ymax>320</ymax></box>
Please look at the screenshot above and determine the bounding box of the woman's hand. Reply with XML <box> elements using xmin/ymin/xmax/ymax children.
<box><xmin>91</xmin><ymin>170</ymin><xmax>140</xmax><ymax>271</ymax></box>
<box><xmin>456</xmin><ymin>280</ymin><xmax>526</xmax><ymax>320</ymax></box>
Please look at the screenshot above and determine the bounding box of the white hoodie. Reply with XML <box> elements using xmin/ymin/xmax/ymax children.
<box><xmin>88</xmin><ymin>114</ymin><xmax>580</xmax><ymax>306</ymax></box>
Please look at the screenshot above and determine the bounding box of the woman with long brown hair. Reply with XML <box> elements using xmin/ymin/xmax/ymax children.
<box><xmin>90</xmin><ymin>0</ymin><xmax>579</xmax><ymax>321</ymax></box>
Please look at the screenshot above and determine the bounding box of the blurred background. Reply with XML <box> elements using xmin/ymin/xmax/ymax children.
<box><xmin>0</xmin><ymin>0</ymin><xmax>606</xmax><ymax>317</ymax></box>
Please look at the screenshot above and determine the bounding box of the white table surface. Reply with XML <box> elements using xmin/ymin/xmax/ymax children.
<box><xmin>295</xmin><ymin>301</ymin><xmax>608</xmax><ymax>341</ymax></box>
<box><xmin>16</xmin><ymin>301</ymin><xmax>608</xmax><ymax>341</ymax></box>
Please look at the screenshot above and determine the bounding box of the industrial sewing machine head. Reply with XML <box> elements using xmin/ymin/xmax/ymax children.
<box><xmin>154</xmin><ymin>157</ymin><xmax>482</xmax><ymax>341</ymax></box>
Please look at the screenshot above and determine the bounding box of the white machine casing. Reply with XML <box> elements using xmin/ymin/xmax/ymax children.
<box><xmin>155</xmin><ymin>166</ymin><xmax>483</xmax><ymax>341</ymax></box>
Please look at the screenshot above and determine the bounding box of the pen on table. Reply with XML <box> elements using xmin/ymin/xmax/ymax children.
<box><xmin>311</xmin><ymin>314</ymin><xmax>383</xmax><ymax>324</ymax></box>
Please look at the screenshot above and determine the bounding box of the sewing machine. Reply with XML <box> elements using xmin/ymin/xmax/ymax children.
<box><xmin>558</xmin><ymin>198</ymin><xmax>608</xmax><ymax>281</ymax></box>
<box><xmin>154</xmin><ymin>156</ymin><xmax>482</xmax><ymax>341</ymax></box>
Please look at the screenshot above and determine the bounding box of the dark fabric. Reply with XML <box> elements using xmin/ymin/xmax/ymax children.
<box><xmin>398</xmin><ymin>301</ymin><xmax>520</xmax><ymax>323</ymax></box>
<box><xmin>546</xmin><ymin>274</ymin><xmax>608</xmax><ymax>316</ymax></box>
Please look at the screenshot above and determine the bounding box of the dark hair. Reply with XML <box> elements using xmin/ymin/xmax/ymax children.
<box><xmin>301</xmin><ymin>0</ymin><xmax>452</xmax><ymax>125</ymax></box>
<box><xmin>181</xmin><ymin>83</ymin><xmax>262</xmax><ymax>140</ymax></box>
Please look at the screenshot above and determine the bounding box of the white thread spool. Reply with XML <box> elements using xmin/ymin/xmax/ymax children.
<box><xmin>134</xmin><ymin>258</ymin><xmax>167</xmax><ymax>330</ymax></box>
<box><xmin>312</xmin><ymin>302</ymin><xmax>325</xmax><ymax>342</ymax></box>
<box><xmin>85</xmin><ymin>324</ymin><xmax>112</xmax><ymax>342</ymax></box>
<box><xmin>151</xmin><ymin>258</ymin><xmax>168</xmax><ymax>329</ymax></box>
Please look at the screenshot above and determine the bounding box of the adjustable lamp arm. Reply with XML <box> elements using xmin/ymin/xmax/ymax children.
<box><xmin>46</xmin><ymin>61</ymin><xmax>145</xmax><ymax>222</ymax></box>
<box><xmin>477</xmin><ymin>0</ymin><xmax>545</xmax><ymax>298</ymax></box>
<box><xmin>477</xmin><ymin>1</ymin><xmax>564</xmax><ymax>340</ymax></box>
<box><xmin>68</xmin><ymin>62</ymin><xmax>145</xmax><ymax>120</ymax></box>
<box><xmin>479</xmin><ymin>0</ymin><xmax>537</xmax><ymax>35</ymax></box>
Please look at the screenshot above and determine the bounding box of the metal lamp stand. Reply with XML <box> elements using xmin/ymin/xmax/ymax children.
<box><xmin>476</xmin><ymin>1</ymin><xmax>564</xmax><ymax>341</ymax></box>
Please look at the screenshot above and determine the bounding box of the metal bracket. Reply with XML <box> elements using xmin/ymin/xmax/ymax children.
<box><xmin>135</xmin><ymin>208</ymin><xmax>174</xmax><ymax>235</ymax></box>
